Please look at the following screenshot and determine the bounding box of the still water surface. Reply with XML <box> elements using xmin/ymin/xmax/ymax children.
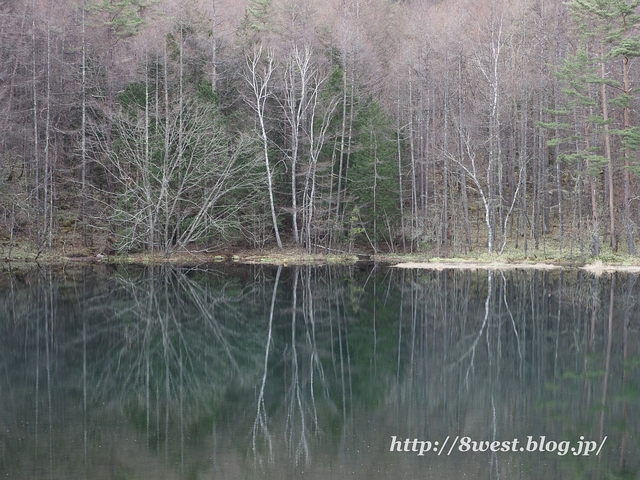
<box><xmin>0</xmin><ymin>264</ymin><xmax>638</xmax><ymax>479</ymax></box>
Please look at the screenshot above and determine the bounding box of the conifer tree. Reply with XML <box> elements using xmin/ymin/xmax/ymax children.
<box><xmin>567</xmin><ymin>0</ymin><xmax>640</xmax><ymax>254</ymax></box>
<box><xmin>548</xmin><ymin>46</ymin><xmax>608</xmax><ymax>255</ymax></box>
<box><xmin>349</xmin><ymin>101</ymin><xmax>399</xmax><ymax>251</ymax></box>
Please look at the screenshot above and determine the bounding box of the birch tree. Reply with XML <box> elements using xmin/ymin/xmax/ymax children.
<box><xmin>280</xmin><ymin>45</ymin><xmax>338</xmax><ymax>249</ymax></box>
<box><xmin>281</xmin><ymin>46</ymin><xmax>312</xmax><ymax>245</ymax></box>
<box><xmin>244</xmin><ymin>45</ymin><xmax>283</xmax><ymax>249</ymax></box>
<box><xmin>469</xmin><ymin>11</ymin><xmax>506</xmax><ymax>254</ymax></box>
<box><xmin>451</xmin><ymin>132</ymin><xmax>494</xmax><ymax>253</ymax></box>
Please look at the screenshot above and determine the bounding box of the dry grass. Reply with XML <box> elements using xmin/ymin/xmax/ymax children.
<box><xmin>4</xmin><ymin>233</ymin><xmax>640</xmax><ymax>270</ymax></box>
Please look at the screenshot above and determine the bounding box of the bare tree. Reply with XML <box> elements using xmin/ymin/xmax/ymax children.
<box><xmin>281</xmin><ymin>45</ymin><xmax>313</xmax><ymax>245</ymax></box>
<box><xmin>91</xmin><ymin>92</ymin><xmax>259</xmax><ymax>253</ymax></box>
<box><xmin>245</xmin><ymin>45</ymin><xmax>283</xmax><ymax>249</ymax></box>
<box><xmin>451</xmin><ymin>131</ymin><xmax>494</xmax><ymax>253</ymax></box>
<box><xmin>472</xmin><ymin>9</ymin><xmax>505</xmax><ymax>254</ymax></box>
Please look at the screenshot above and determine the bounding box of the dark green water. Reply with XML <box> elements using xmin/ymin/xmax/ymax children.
<box><xmin>0</xmin><ymin>264</ymin><xmax>638</xmax><ymax>479</ymax></box>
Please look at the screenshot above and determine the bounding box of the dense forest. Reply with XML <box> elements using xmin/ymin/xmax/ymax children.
<box><xmin>1</xmin><ymin>0</ymin><xmax>640</xmax><ymax>257</ymax></box>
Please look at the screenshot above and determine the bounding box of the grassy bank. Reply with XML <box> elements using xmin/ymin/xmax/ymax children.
<box><xmin>3</xmin><ymin>240</ymin><xmax>640</xmax><ymax>270</ymax></box>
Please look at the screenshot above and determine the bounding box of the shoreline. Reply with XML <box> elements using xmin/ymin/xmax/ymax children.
<box><xmin>392</xmin><ymin>259</ymin><xmax>640</xmax><ymax>274</ymax></box>
<box><xmin>3</xmin><ymin>245</ymin><xmax>640</xmax><ymax>273</ymax></box>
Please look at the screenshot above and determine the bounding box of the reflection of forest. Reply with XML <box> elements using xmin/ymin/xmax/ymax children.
<box><xmin>0</xmin><ymin>265</ymin><xmax>638</xmax><ymax>479</ymax></box>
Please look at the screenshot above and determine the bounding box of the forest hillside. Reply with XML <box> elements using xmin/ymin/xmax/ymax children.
<box><xmin>1</xmin><ymin>0</ymin><xmax>640</xmax><ymax>259</ymax></box>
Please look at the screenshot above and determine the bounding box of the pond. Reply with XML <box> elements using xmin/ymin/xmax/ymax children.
<box><xmin>0</xmin><ymin>264</ymin><xmax>638</xmax><ymax>479</ymax></box>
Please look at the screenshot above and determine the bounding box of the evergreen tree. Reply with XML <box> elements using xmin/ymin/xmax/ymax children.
<box><xmin>544</xmin><ymin>45</ymin><xmax>608</xmax><ymax>254</ymax></box>
<box><xmin>348</xmin><ymin>101</ymin><xmax>399</xmax><ymax>251</ymax></box>
<box><xmin>566</xmin><ymin>0</ymin><xmax>640</xmax><ymax>254</ymax></box>
<box><xmin>239</xmin><ymin>0</ymin><xmax>273</xmax><ymax>44</ymax></box>
<box><xmin>90</xmin><ymin>0</ymin><xmax>151</xmax><ymax>38</ymax></box>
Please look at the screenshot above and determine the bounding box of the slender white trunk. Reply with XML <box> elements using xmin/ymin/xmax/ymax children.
<box><xmin>246</xmin><ymin>46</ymin><xmax>283</xmax><ymax>249</ymax></box>
<box><xmin>81</xmin><ymin>0</ymin><xmax>87</xmax><ymax>245</ymax></box>
<box><xmin>145</xmin><ymin>55</ymin><xmax>153</xmax><ymax>249</ymax></box>
<box><xmin>44</xmin><ymin>13</ymin><xmax>52</xmax><ymax>249</ymax></box>
<box><xmin>396</xmin><ymin>82</ymin><xmax>406</xmax><ymax>253</ymax></box>
<box><xmin>283</xmin><ymin>47</ymin><xmax>311</xmax><ymax>244</ymax></box>
<box><xmin>32</xmin><ymin>0</ymin><xmax>40</xmax><ymax>243</ymax></box>
<box><xmin>408</xmin><ymin>80</ymin><xmax>418</xmax><ymax>252</ymax></box>
<box><xmin>211</xmin><ymin>0</ymin><xmax>217</xmax><ymax>93</ymax></box>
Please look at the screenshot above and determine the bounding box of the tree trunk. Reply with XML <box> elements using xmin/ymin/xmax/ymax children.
<box><xmin>396</xmin><ymin>82</ymin><xmax>406</xmax><ymax>253</ymax></box>
<box><xmin>442</xmin><ymin>71</ymin><xmax>449</xmax><ymax>256</ymax></box>
<box><xmin>408</xmin><ymin>80</ymin><xmax>418</xmax><ymax>252</ymax></box>
<box><xmin>621</xmin><ymin>37</ymin><xmax>635</xmax><ymax>254</ymax></box>
<box><xmin>81</xmin><ymin>0</ymin><xmax>88</xmax><ymax>246</ymax></box>
<box><xmin>585</xmin><ymin>112</ymin><xmax>600</xmax><ymax>256</ymax></box>
<box><xmin>31</xmin><ymin>0</ymin><xmax>40</xmax><ymax>245</ymax></box>
<box><xmin>246</xmin><ymin>47</ymin><xmax>283</xmax><ymax>249</ymax></box>
<box><xmin>600</xmin><ymin>45</ymin><xmax>615</xmax><ymax>250</ymax></box>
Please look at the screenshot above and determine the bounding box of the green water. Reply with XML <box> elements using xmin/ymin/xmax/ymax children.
<box><xmin>0</xmin><ymin>264</ymin><xmax>638</xmax><ymax>479</ymax></box>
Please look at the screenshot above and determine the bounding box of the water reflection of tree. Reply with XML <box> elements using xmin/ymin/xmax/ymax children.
<box><xmin>1</xmin><ymin>265</ymin><xmax>640</xmax><ymax>479</ymax></box>
<box><xmin>284</xmin><ymin>267</ymin><xmax>331</xmax><ymax>465</ymax></box>
<box><xmin>252</xmin><ymin>265</ymin><xmax>279</xmax><ymax>465</ymax></box>
<box><xmin>89</xmin><ymin>266</ymin><xmax>266</xmax><ymax>452</ymax></box>
<box><xmin>390</xmin><ymin>268</ymin><xmax>640</xmax><ymax>479</ymax></box>
<box><xmin>0</xmin><ymin>267</ymin><xmax>110</xmax><ymax>477</ymax></box>
<box><xmin>252</xmin><ymin>265</ymin><xmax>342</xmax><ymax>467</ymax></box>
